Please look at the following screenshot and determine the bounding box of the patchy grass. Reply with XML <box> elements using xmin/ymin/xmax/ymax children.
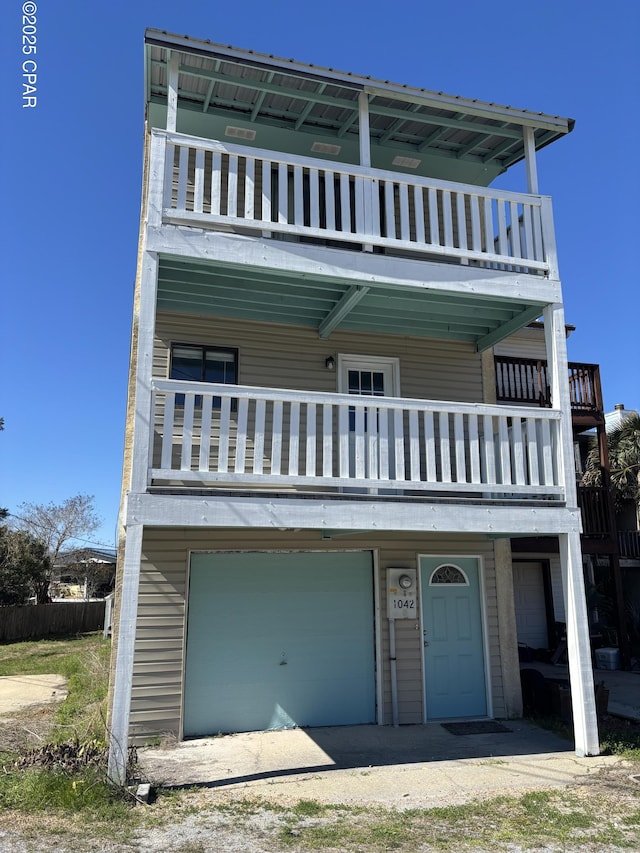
<box><xmin>528</xmin><ymin>712</ymin><xmax>640</xmax><ymax>760</ymax></box>
<box><xmin>0</xmin><ymin>632</ymin><xmax>111</xmax><ymax>745</ymax></box>
<box><xmin>600</xmin><ymin>716</ymin><xmax>640</xmax><ymax>759</ymax></box>
<box><xmin>0</xmin><ymin>632</ymin><xmax>139</xmax><ymax>845</ymax></box>
<box><xmin>169</xmin><ymin>785</ymin><xmax>640</xmax><ymax>852</ymax></box>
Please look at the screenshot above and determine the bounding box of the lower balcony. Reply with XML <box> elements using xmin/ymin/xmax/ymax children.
<box><xmin>149</xmin><ymin>380</ymin><xmax>564</xmax><ymax>502</ymax></box>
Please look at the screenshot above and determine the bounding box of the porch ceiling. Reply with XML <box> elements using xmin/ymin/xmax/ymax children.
<box><xmin>156</xmin><ymin>257</ymin><xmax>542</xmax><ymax>351</ymax></box>
<box><xmin>145</xmin><ymin>30</ymin><xmax>574</xmax><ymax>187</ymax></box>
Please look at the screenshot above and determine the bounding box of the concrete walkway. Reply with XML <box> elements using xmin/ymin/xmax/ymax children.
<box><xmin>138</xmin><ymin>720</ymin><xmax>621</xmax><ymax>808</ymax></box>
<box><xmin>0</xmin><ymin>674</ymin><xmax>68</xmax><ymax>714</ymax></box>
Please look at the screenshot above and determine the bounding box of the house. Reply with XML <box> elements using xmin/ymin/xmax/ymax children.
<box><xmin>107</xmin><ymin>29</ymin><xmax>599</xmax><ymax>783</ymax></box>
<box><xmin>51</xmin><ymin>547</ymin><xmax>117</xmax><ymax>600</ymax></box>
<box><xmin>493</xmin><ymin>325</ymin><xmax>629</xmax><ymax>665</ymax></box>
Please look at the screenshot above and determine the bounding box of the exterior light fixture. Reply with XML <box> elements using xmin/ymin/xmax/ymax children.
<box><xmin>325</xmin><ymin>356</ymin><xmax>336</xmax><ymax>371</ymax></box>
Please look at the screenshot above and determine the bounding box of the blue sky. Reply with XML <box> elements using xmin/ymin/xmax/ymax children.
<box><xmin>1</xmin><ymin>0</ymin><xmax>639</xmax><ymax>548</ymax></box>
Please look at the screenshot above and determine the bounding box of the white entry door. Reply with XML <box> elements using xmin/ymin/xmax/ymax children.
<box><xmin>513</xmin><ymin>561</ymin><xmax>549</xmax><ymax>649</ymax></box>
<box><xmin>338</xmin><ymin>355</ymin><xmax>400</xmax><ymax>487</ymax></box>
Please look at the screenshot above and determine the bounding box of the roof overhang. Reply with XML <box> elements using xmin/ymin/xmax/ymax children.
<box><xmin>144</xmin><ymin>29</ymin><xmax>574</xmax><ymax>187</ymax></box>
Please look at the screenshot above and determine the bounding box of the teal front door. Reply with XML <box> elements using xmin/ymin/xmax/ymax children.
<box><xmin>420</xmin><ymin>556</ymin><xmax>487</xmax><ymax>719</ymax></box>
<box><xmin>184</xmin><ymin>551</ymin><xmax>376</xmax><ymax>737</ymax></box>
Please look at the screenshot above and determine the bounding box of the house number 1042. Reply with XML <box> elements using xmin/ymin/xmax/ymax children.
<box><xmin>392</xmin><ymin>599</ymin><xmax>415</xmax><ymax>609</ymax></box>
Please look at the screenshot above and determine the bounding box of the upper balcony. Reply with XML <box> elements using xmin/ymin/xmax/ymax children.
<box><xmin>157</xmin><ymin>130</ymin><xmax>557</xmax><ymax>278</ymax></box>
<box><xmin>145</xmin><ymin>30</ymin><xmax>573</xmax><ymax>297</ymax></box>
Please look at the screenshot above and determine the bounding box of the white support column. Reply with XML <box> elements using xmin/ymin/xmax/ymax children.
<box><xmin>544</xmin><ymin>301</ymin><xmax>598</xmax><ymax>755</ymax></box>
<box><xmin>358</xmin><ymin>91</ymin><xmax>371</xmax><ymax>168</ymax></box>
<box><xmin>494</xmin><ymin>538</ymin><xmax>522</xmax><ymax>718</ymax></box>
<box><xmin>559</xmin><ymin>531</ymin><xmax>599</xmax><ymax>756</ymax></box>
<box><xmin>543</xmin><ymin>302</ymin><xmax>577</xmax><ymax>506</ymax></box>
<box><xmin>107</xmin><ymin>523</ymin><xmax>143</xmax><ymax>784</ymax></box>
<box><xmin>523</xmin><ymin>126</ymin><xmax>539</xmax><ymax>194</ymax></box>
<box><xmin>358</xmin><ymin>92</ymin><xmax>373</xmax><ymax>253</ymax></box>
<box><xmin>167</xmin><ymin>51</ymin><xmax>179</xmax><ymax>133</ymax></box>
<box><xmin>130</xmin><ymin>252</ymin><xmax>159</xmax><ymax>494</ymax></box>
<box><xmin>147</xmin><ymin>131</ymin><xmax>167</xmax><ymax>230</ymax></box>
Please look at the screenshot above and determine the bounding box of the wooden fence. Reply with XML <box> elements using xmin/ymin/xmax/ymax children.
<box><xmin>0</xmin><ymin>601</ymin><xmax>106</xmax><ymax>643</ymax></box>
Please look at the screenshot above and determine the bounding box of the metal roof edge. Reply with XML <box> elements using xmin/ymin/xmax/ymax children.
<box><xmin>144</xmin><ymin>28</ymin><xmax>574</xmax><ymax>135</ymax></box>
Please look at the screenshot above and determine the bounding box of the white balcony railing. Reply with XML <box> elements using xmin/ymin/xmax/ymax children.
<box><xmin>150</xmin><ymin>380</ymin><xmax>563</xmax><ymax>499</ymax></box>
<box><xmin>156</xmin><ymin>130</ymin><xmax>557</xmax><ymax>276</ymax></box>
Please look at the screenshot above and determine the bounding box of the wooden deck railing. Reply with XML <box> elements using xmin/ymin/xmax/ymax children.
<box><xmin>619</xmin><ymin>531</ymin><xmax>640</xmax><ymax>559</ymax></box>
<box><xmin>495</xmin><ymin>357</ymin><xmax>602</xmax><ymax>413</ymax></box>
<box><xmin>577</xmin><ymin>486</ymin><xmax>612</xmax><ymax>538</ymax></box>
<box><xmin>154</xmin><ymin>129</ymin><xmax>556</xmax><ymax>276</ymax></box>
<box><xmin>150</xmin><ymin>380</ymin><xmax>563</xmax><ymax>499</ymax></box>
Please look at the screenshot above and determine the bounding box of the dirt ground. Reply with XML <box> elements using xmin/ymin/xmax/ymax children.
<box><xmin>1</xmin><ymin>705</ymin><xmax>640</xmax><ymax>853</ymax></box>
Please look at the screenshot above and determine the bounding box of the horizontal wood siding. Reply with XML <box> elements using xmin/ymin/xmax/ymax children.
<box><xmin>155</xmin><ymin>312</ymin><xmax>484</xmax><ymax>404</ymax></box>
<box><xmin>129</xmin><ymin>528</ymin><xmax>502</xmax><ymax>742</ymax></box>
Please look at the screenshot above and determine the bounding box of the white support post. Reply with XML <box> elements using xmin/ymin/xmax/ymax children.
<box><xmin>130</xmin><ymin>252</ymin><xmax>159</xmax><ymax>494</ymax></box>
<box><xmin>358</xmin><ymin>91</ymin><xmax>374</xmax><ymax>252</ymax></box>
<box><xmin>107</xmin><ymin>523</ymin><xmax>143</xmax><ymax>784</ymax></box>
<box><xmin>147</xmin><ymin>132</ymin><xmax>167</xmax><ymax>229</ymax></box>
<box><xmin>543</xmin><ymin>303</ymin><xmax>577</xmax><ymax>506</ymax></box>
<box><xmin>167</xmin><ymin>51</ymin><xmax>179</xmax><ymax>133</ymax></box>
<box><xmin>559</xmin><ymin>531</ymin><xmax>600</xmax><ymax>757</ymax></box>
<box><xmin>523</xmin><ymin>126</ymin><xmax>539</xmax><ymax>194</ymax></box>
<box><xmin>358</xmin><ymin>91</ymin><xmax>371</xmax><ymax>168</ymax></box>
<box><xmin>545</xmin><ymin>301</ymin><xmax>598</xmax><ymax>755</ymax></box>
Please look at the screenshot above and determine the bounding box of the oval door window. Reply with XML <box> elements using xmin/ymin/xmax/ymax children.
<box><xmin>429</xmin><ymin>564</ymin><xmax>469</xmax><ymax>585</ymax></box>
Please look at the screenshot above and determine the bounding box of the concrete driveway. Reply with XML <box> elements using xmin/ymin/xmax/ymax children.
<box><xmin>139</xmin><ymin>720</ymin><xmax>621</xmax><ymax>808</ymax></box>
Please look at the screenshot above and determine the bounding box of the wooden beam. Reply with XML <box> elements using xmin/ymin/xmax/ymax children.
<box><xmin>364</xmin><ymin>85</ymin><xmax>572</xmax><ymax>134</ymax></box>
<box><xmin>127</xmin><ymin>492</ymin><xmax>582</xmax><ymax>536</ymax></box>
<box><xmin>476</xmin><ymin>305</ymin><xmax>543</xmax><ymax>352</ymax></box>
<box><xmin>146</xmin><ymin>226</ymin><xmax>564</xmax><ymax>305</ymax></box>
<box><xmin>319</xmin><ymin>285</ymin><xmax>370</xmax><ymax>338</ymax></box>
<box><xmin>295</xmin><ymin>82</ymin><xmax>326</xmax><ymax>130</ymax></box>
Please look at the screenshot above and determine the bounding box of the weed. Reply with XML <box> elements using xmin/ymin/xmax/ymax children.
<box><xmin>292</xmin><ymin>798</ymin><xmax>326</xmax><ymax>817</ymax></box>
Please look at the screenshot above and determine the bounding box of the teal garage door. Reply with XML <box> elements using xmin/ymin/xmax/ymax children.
<box><xmin>184</xmin><ymin>551</ymin><xmax>376</xmax><ymax>736</ymax></box>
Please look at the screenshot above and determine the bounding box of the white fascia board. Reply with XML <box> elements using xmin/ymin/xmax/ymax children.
<box><xmin>126</xmin><ymin>492</ymin><xmax>581</xmax><ymax>536</ymax></box>
<box><xmin>146</xmin><ymin>227</ymin><xmax>562</xmax><ymax>305</ymax></box>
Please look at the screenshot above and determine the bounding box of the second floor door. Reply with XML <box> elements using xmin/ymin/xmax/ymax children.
<box><xmin>338</xmin><ymin>355</ymin><xmax>400</xmax><ymax>488</ymax></box>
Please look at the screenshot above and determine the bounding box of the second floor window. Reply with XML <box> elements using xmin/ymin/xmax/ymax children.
<box><xmin>170</xmin><ymin>344</ymin><xmax>238</xmax><ymax>407</ymax></box>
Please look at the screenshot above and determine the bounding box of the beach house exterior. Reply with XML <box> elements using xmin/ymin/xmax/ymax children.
<box><xmin>108</xmin><ymin>29</ymin><xmax>598</xmax><ymax>782</ymax></box>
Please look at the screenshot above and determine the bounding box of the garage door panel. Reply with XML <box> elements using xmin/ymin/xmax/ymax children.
<box><xmin>184</xmin><ymin>551</ymin><xmax>375</xmax><ymax>736</ymax></box>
